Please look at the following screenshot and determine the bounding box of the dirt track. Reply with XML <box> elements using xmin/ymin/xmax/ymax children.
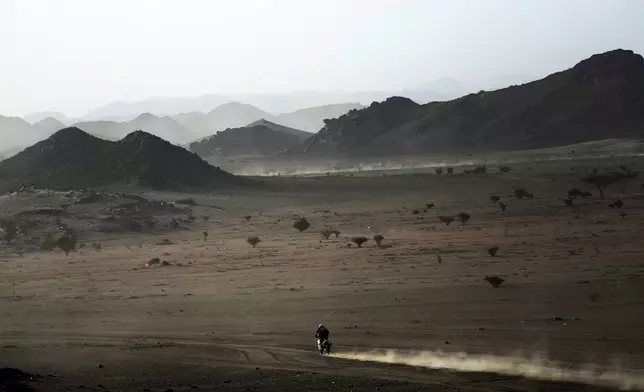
<box><xmin>2</xmin><ymin>160</ymin><xmax>644</xmax><ymax>391</ymax></box>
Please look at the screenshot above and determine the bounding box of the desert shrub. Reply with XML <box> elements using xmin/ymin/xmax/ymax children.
<box><xmin>589</xmin><ymin>292</ymin><xmax>599</xmax><ymax>302</ymax></box>
<box><xmin>247</xmin><ymin>236</ymin><xmax>261</xmax><ymax>248</ymax></box>
<box><xmin>373</xmin><ymin>234</ymin><xmax>384</xmax><ymax>247</ymax></box>
<box><xmin>56</xmin><ymin>234</ymin><xmax>77</xmax><ymax>255</ymax></box>
<box><xmin>203</xmin><ymin>215</ymin><xmax>210</xmax><ymax>222</ymax></box>
<box><xmin>487</xmin><ymin>245</ymin><xmax>499</xmax><ymax>257</ymax></box>
<box><xmin>244</xmin><ymin>215</ymin><xmax>251</xmax><ymax>221</ymax></box>
<box><xmin>175</xmin><ymin>197</ymin><xmax>197</xmax><ymax>206</ymax></box>
<box><xmin>499</xmin><ymin>166</ymin><xmax>512</xmax><ymax>173</ymax></box>
<box><xmin>202</xmin><ymin>230</ymin><xmax>208</xmax><ymax>242</ymax></box>
<box><xmin>446</xmin><ymin>167</ymin><xmax>454</xmax><ymax>174</ymax></box>
<box><xmin>0</xmin><ymin>220</ymin><xmax>17</xmax><ymax>244</ymax></box>
<box><xmin>92</xmin><ymin>242</ymin><xmax>102</xmax><ymax>251</ymax></box>
<box><xmin>563</xmin><ymin>197</ymin><xmax>574</xmax><ymax>206</ymax></box>
<box><xmin>499</xmin><ymin>202</ymin><xmax>508</xmax><ymax>211</ymax></box>
<box><xmin>457</xmin><ymin>212</ymin><xmax>471</xmax><ymax>226</ymax></box>
<box><xmin>609</xmin><ymin>200</ymin><xmax>624</xmax><ymax>209</ymax></box>
<box><xmin>293</xmin><ymin>217</ymin><xmax>311</xmax><ymax>232</ymax></box>
<box><xmin>351</xmin><ymin>236</ymin><xmax>368</xmax><ymax>248</ymax></box>
<box><xmin>426</xmin><ymin>202</ymin><xmax>435</xmax><ymax>209</ymax></box>
<box><xmin>439</xmin><ymin>216</ymin><xmax>454</xmax><ymax>226</ymax></box>
<box><xmin>434</xmin><ymin>167</ymin><xmax>444</xmax><ymax>175</ymax></box>
<box><xmin>489</xmin><ymin>195</ymin><xmax>500</xmax><ymax>204</ymax></box>
<box><xmin>514</xmin><ymin>188</ymin><xmax>533</xmax><ymax>200</ymax></box>
<box><xmin>484</xmin><ymin>276</ymin><xmax>505</xmax><ymax>288</ymax></box>
<box><xmin>321</xmin><ymin>229</ymin><xmax>332</xmax><ymax>240</ymax></box>
<box><xmin>412</xmin><ymin>209</ymin><xmax>420</xmax><ymax>215</ymax></box>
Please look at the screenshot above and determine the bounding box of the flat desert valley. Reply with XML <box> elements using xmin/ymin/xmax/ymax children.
<box><xmin>2</xmin><ymin>157</ymin><xmax>644</xmax><ymax>391</ymax></box>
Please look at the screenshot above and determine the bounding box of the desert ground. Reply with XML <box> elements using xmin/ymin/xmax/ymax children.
<box><xmin>2</xmin><ymin>156</ymin><xmax>644</xmax><ymax>391</ymax></box>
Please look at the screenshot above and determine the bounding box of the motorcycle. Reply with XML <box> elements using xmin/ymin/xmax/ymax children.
<box><xmin>317</xmin><ymin>338</ymin><xmax>332</xmax><ymax>355</ymax></box>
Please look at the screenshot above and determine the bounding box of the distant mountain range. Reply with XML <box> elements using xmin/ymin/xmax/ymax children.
<box><xmin>189</xmin><ymin>119</ymin><xmax>309</xmax><ymax>157</ymax></box>
<box><xmin>1</xmin><ymin>102</ymin><xmax>364</xmax><ymax>154</ymax></box>
<box><xmin>303</xmin><ymin>49</ymin><xmax>644</xmax><ymax>155</ymax></box>
<box><xmin>0</xmin><ymin>128</ymin><xmax>240</xmax><ymax>191</ymax></box>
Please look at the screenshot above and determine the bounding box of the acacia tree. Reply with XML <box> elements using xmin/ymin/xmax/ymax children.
<box><xmin>582</xmin><ymin>171</ymin><xmax>637</xmax><ymax>199</ymax></box>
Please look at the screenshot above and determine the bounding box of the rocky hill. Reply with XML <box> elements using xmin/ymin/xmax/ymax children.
<box><xmin>189</xmin><ymin>120</ymin><xmax>308</xmax><ymax>157</ymax></box>
<box><xmin>304</xmin><ymin>49</ymin><xmax>644</xmax><ymax>155</ymax></box>
<box><xmin>0</xmin><ymin>115</ymin><xmax>49</xmax><ymax>151</ymax></box>
<box><xmin>0</xmin><ymin>127</ymin><xmax>239</xmax><ymax>190</ymax></box>
<box><xmin>32</xmin><ymin>117</ymin><xmax>65</xmax><ymax>135</ymax></box>
<box><xmin>274</xmin><ymin>103</ymin><xmax>365</xmax><ymax>132</ymax></box>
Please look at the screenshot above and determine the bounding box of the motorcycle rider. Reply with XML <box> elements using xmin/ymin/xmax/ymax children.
<box><xmin>315</xmin><ymin>324</ymin><xmax>330</xmax><ymax>343</ymax></box>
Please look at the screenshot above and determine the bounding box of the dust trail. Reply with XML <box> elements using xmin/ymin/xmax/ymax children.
<box><xmin>332</xmin><ymin>349</ymin><xmax>644</xmax><ymax>390</ymax></box>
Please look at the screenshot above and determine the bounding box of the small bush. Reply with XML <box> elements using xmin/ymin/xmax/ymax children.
<box><xmin>514</xmin><ymin>188</ymin><xmax>533</xmax><ymax>200</ymax></box>
<box><xmin>446</xmin><ymin>167</ymin><xmax>454</xmax><ymax>174</ymax></box>
<box><xmin>247</xmin><ymin>236</ymin><xmax>261</xmax><ymax>248</ymax></box>
<box><xmin>351</xmin><ymin>236</ymin><xmax>368</xmax><ymax>248</ymax></box>
<box><xmin>412</xmin><ymin>209</ymin><xmax>420</xmax><ymax>215</ymax></box>
<box><xmin>484</xmin><ymin>276</ymin><xmax>505</xmax><ymax>288</ymax></box>
<box><xmin>293</xmin><ymin>217</ymin><xmax>311</xmax><ymax>232</ymax></box>
<box><xmin>244</xmin><ymin>215</ymin><xmax>251</xmax><ymax>221</ymax></box>
<box><xmin>499</xmin><ymin>166</ymin><xmax>512</xmax><ymax>173</ymax></box>
<box><xmin>439</xmin><ymin>216</ymin><xmax>454</xmax><ymax>226</ymax></box>
<box><xmin>434</xmin><ymin>167</ymin><xmax>444</xmax><ymax>175</ymax></box>
<box><xmin>499</xmin><ymin>202</ymin><xmax>508</xmax><ymax>211</ymax></box>
<box><xmin>92</xmin><ymin>242</ymin><xmax>102</xmax><ymax>251</ymax></box>
<box><xmin>490</xmin><ymin>195</ymin><xmax>500</xmax><ymax>204</ymax></box>
<box><xmin>202</xmin><ymin>230</ymin><xmax>208</xmax><ymax>242</ymax></box>
<box><xmin>373</xmin><ymin>234</ymin><xmax>384</xmax><ymax>247</ymax></box>
<box><xmin>426</xmin><ymin>202</ymin><xmax>435</xmax><ymax>209</ymax></box>
<box><xmin>457</xmin><ymin>212</ymin><xmax>471</xmax><ymax>226</ymax></box>
<box><xmin>321</xmin><ymin>229</ymin><xmax>332</xmax><ymax>239</ymax></box>
<box><xmin>203</xmin><ymin>215</ymin><xmax>210</xmax><ymax>222</ymax></box>
<box><xmin>487</xmin><ymin>245</ymin><xmax>499</xmax><ymax>257</ymax></box>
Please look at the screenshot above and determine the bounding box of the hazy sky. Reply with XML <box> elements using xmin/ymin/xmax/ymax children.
<box><xmin>2</xmin><ymin>0</ymin><xmax>644</xmax><ymax>116</ymax></box>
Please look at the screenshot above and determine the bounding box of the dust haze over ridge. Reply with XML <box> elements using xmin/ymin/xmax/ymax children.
<box><xmin>3</xmin><ymin>0</ymin><xmax>644</xmax><ymax>118</ymax></box>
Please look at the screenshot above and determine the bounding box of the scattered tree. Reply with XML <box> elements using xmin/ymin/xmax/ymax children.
<box><xmin>499</xmin><ymin>202</ymin><xmax>508</xmax><ymax>212</ymax></box>
<box><xmin>93</xmin><ymin>243</ymin><xmax>102</xmax><ymax>252</ymax></box>
<box><xmin>170</xmin><ymin>218</ymin><xmax>179</xmax><ymax>229</ymax></box>
<box><xmin>56</xmin><ymin>234</ymin><xmax>77</xmax><ymax>255</ymax></box>
<box><xmin>439</xmin><ymin>216</ymin><xmax>454</xmax><ymax>226</ymax></box>
<box><xmin>321</xmin><ymin>229</ymin><xmax>332</xmax><ymax>240</ymax></box>
<box><xmin>412</xmin><ymin>209</ymin><xmax>421</xmax><ymax>215</ymax></box>
<box><xmin>247</xmin><ymin>236</ymin><xmax>261</xmax><ymax>248</ymax></box>
<box><xmin>202</xmin><ymin>230</ymin><xmax>208</xmax><ymax>242</ymax></box>
<box><xmin>293</xmin><ymin>217</ymin><xmax>311</xmax><ymax>232</ymax></box>
<box><xmin>373</xmin><ymin>234</ymin><xmax>384</xmax><ymax>247</ymax></box>
<box><xmin>446</xmin><ymin>167</ymin><xmax>454</xmax><ymax>174</ymax></box>
<box><xmin>484</xmin><ymin>276</ymin><xmax>505</xmax><ymax>288</ymax></box>
<box><xmin>490</xmin><ymin>195</ymin><xmax>500</xmax><ymax>204</ymax></box>
<box><xmin>426</xmin><ymin>203</ymin><xmax>435</xmax><ymax>209</ymax></box>
<box><xmin>457</xmin><ymin>212</ymin><xmax>471</xmax><ymax>226</ymax></box>
<box><xmin>351</xmin><ymin>236</ymin><xmax>368</xmax><ymax>248</ymax></box>
<box><xmin>563</xmin><ymin>197</ymin><xmax>574</xmax><ymax>206</ymax></box>
<box><xmin>202</xmin><ymin>215</ymin><xmax>210</xmax><ymax>222</ymax></box>
<box><xmin>244</xmin><ymin>215</ymin><xmax>251</xmax><ymax>221</ymax></box>
<box><xmin>434</xmin><ymin>167</ymin><xmax>444</xmax><ymax>175</ymax></box>
<box><xmin>582</xmin><ymin>171</ymin><xmax>637</xmax><ymax>199</ymax></box>
<box><xmin>487</xmin><ymin>245</ymin><xmax>499</xmax><ymax>257</ymax></box>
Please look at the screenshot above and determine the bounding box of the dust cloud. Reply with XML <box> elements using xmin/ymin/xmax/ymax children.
<box><xmin>332</xmin><ymin>349</ymin><xmax>644</xmax><ymax>390</ymax></box>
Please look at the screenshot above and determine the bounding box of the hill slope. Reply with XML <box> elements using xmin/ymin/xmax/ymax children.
<box><xmin>0</xmin><ymin>115</ymin><xmax>48</xmax><ymax>151</ymax></box>
<box><xmin>189</xmin><ymin>120</ymin><xmax>308</xmax><ymax>157</ymax></box>
<box><xmin>0</xmin><ymin>127</ymin><xmax>239</xmax><ymax>190</ymax></box>
<box><xmin>274</xmin><ymin>103</ymin><xmax>365</xmax><ymax>132</ymax></box>
<box><xmin>304</xmin><ymin>49</ymin><xmax>644</xmax><ymax>155</ymax></box>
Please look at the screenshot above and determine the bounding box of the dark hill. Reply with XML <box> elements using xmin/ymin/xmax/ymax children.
<box><xmin>190</xmin><ymin>120</ymin><xmax>308</xmax><ymax>157</ymax></box>
<box><xmin>0</xmin><ymin>127</ymin><xmax>240</xmax><ymax>190</ymax></box>
<box><xmin>304</xmin><ymin>49</ymin><xmax>644</xmax><ymax>155</ymax></box>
